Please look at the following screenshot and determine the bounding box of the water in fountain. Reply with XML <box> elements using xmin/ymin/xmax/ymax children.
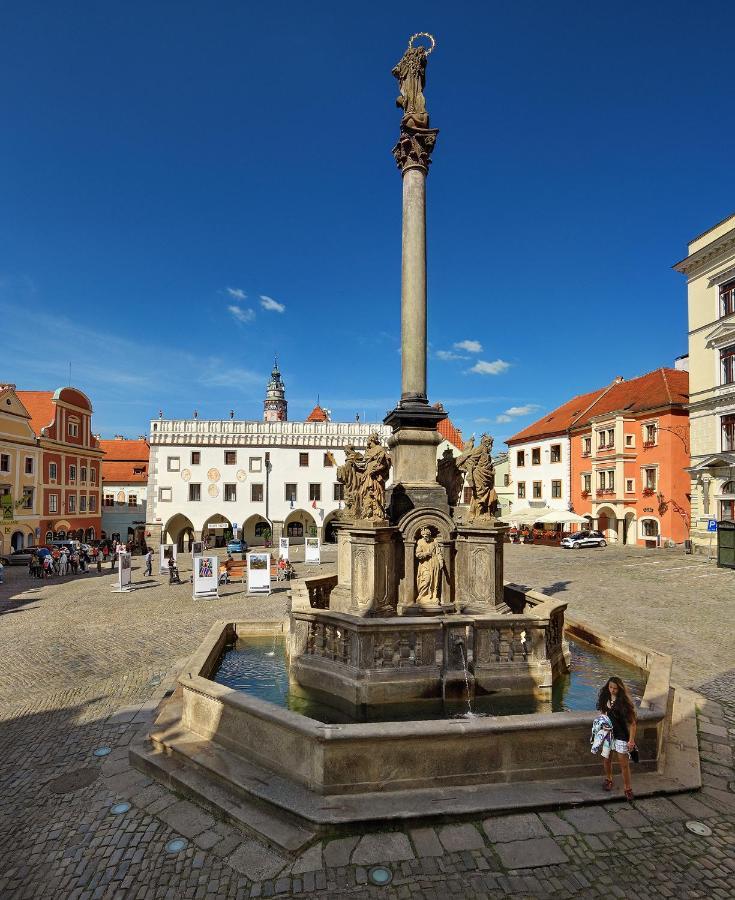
<box><xmin>265</xmin><ymin>628</ymin><xmax>277</xmax><ymax>657</ymax></box>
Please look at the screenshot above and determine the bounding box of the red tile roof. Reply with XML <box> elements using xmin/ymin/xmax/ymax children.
<box><xmin>437</xmin><ymin>416</ymin><xmax>464</xmax><ymax>450</ymax></box>
<box><xmin>16</xmin><ymin>391</ymin><xmax>55</xmax><ymax>437</ymax></box>
<box><xmin>570</xmin><ymin>368</ymin><xmax>688</xmax><ymax>429</ymax></box>
<box><xmin>99</xmin><ymin>438</ymin><xmax>150</xmax><ymax>483</ymax></box>
<box><xmin>102</xmin><ymin>461</ymin><xmax>149</xmax><ymax>483</ymax></box>
<box><xmin>506</xmin><ymin>387</ymin><xmax>607</xmax><ymax>445</ymax></box>
<box><xmin>98</xmin><ymin>438</ymin><xmax>150</xmax><ymax>461</ymax></box>
<box><xmin>506</xmin><ymin>368</ymin><xmax>689</xmax><ymax>445</ymax></box>
<box><xmin>306</xmin><ymin>405</ymin><xmax>329</xmax><ymax>422</ymax></box>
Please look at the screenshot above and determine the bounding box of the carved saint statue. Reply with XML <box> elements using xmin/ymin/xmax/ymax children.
<box><xmin>336</xmin><ymin>444</ymin><xmax>363</xmax><ymax>518</ymax></box>
<box><xmin>357</xmin><ymin>432</ymin><xmax>392</xmax><ymax>520</ymax></box>
<box><xmin>456</xmin><ymin>433</ymin><xmax>498</xmax><ymax>522</ymax></box>
<box><xmin>437</xmin><ymin>447</ymin><xmax>464</xmax><ymax>508</ymax></box>
<box><xmin>415</xmin><ymin>526</ymin><xmax>443</xmax><ymax>603</ymax></box>
<box><xmin>392</xmin><ymin>45</ymin><xmax>430</xmax><ymax>129</ymax></box>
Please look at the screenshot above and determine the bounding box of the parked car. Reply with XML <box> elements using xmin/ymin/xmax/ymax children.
<box><xmin>226</xmin><ymin>539</ymin><xmax>247</xmax><ymax>555</ymax></box>
<box><xmin>560</xmin><ymin>530</ymin><xmax>607</xmax><ymax>550</ymax></box>
<box><xmin>0</xmin><ymin>548</ymin><xmax>34</xmax><ymax>566</ymax></box>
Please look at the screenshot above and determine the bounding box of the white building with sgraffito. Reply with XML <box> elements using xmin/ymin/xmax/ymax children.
<box><xmin>145</xmin><ymin>363</ymin><xmax>392</xmax><ymax>550</ymax></box>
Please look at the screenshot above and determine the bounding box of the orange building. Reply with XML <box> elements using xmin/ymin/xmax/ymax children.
<box><xmin>17</xmin><ymin>388</ymin><xmax>104</xmax><ymax>544</ymax></box>
<box><xmin>569</xmin><ymin>368</ymin><xmax>689</xmax><ymax>546</ymax></box>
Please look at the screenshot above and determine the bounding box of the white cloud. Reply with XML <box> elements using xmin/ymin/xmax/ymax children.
<box><xmin>504</xmin><ymin>404</ymin><xmax>540</xmax><ymax>417</ymax></box>
<box><xmin>469</xmin><ymin>359</ymin><xmax>511</xmax><ymax>375</ymax></box>
<box><xmin>496</xmin><ymin>414</ymin><xmax>513</xmax><ymax>423</ymax></box>
<box><xmin>454</xmin><ymin>340</ymin><xmax>483</xmax><ymax>354</ymax></box>
<box><xmin>228</xmin><ymin>305</ymin><xmax>255</xmax><ymax>324</ymax></box>
<box><xmin>436</xmin><ymin>350</ymin><xmax>468</xmax><ymax>361</ymax></box>
<box><xmin>226</xmin><ymin>287</ymin><xmax>247</xmax><ymax>300</ymax></box>
<box><xmin>260</xmin><ymin>294</ymin><xmax>286</xmax><ymax>313</ymax></box>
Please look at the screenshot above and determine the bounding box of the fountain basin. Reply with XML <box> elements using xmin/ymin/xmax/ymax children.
<box><xmin>160</xmin><ymin>614</ymin><xmax>669</xmax><ymax>796</ymax></box>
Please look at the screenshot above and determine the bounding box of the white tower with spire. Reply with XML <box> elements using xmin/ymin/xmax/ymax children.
<box><xmin>263</xmin><ymin>358</ymin><xmax>288</xmax><ymax>422</ymax></box>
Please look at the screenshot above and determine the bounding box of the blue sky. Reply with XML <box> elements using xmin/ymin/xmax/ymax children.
<box><xmin>2</xmin><ymin>2</ymin><xmax>734</xmax><ymax>442</ymax></box>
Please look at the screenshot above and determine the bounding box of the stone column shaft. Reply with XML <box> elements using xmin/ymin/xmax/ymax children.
<box><xmin>401</xmin><ymin>167</ymin><xmax>427</xmax><ymax>402</ymax></box>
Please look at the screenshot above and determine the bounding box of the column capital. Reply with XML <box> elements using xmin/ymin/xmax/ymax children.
<box><xmin>392</xmin><ymin>126</ymin><xmax>439</xmax><ymax>174</ymax></box>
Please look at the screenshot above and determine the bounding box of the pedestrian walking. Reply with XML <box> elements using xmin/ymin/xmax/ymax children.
<box><xmin>96</xmin><ymin>551</ymin><xmax>102</xmax><ymax>573</ymax></box>
<box><xmin>58</xmin><ymin>552</ymin><xmax>67</xmax><ymax>576</ymax></box>
<box><xmin>597</xmin><ymin>676</ymin><xmax>638</xmax><ymax>801</ymax></box>
<box><xmin>144</xmin><ymin>548</ymin><xmax>153</xmax><ymax>577</ymax></box>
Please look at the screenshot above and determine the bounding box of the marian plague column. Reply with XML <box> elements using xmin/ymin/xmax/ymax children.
<box><xmin>385</xmin><ymin>34</ymin><xmax>448</xmax><ymax>522</ymax></box>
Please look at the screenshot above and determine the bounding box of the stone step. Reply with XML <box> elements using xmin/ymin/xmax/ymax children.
<box><xmin>130</xmin><ymin>736</ymin><xmax>316</xmax><ymax>854</ymax></box>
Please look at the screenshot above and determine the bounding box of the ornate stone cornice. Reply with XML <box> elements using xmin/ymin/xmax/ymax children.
<box><xmin>392</xmin><ymin>126</ymin><xmax>439</xmax><ymax>174</ymax></box>
<box><xmin>673</xmin><ymin>231</ymin><xmax>735</xmax><ymax>279</ymax></box>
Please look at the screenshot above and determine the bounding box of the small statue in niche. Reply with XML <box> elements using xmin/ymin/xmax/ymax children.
<box><xmin>437</xmin><ymin>447</ymin><xmax>464</xmax><ymax>508</ymax></box>
<box><xmin>415</xmin><ymin>526</ymin><xmax>444</xmax><ymax>604</ymax></box>
<box><xmin>456</xmin><ymin>433</ymin><xmax>498</xmax><ymax>522</ymax></box>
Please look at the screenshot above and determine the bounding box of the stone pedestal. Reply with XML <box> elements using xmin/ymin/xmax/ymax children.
<box><xmin>349</xmin><ymin>525</ymin><xmax>397</xmax><ymax>617</ymax></box>
<box><xmin>454</xmin><ymin>523</ymin><xmax>507</xmax><ymax>612</ymax></box>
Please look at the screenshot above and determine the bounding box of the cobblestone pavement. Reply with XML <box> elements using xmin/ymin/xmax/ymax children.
<box><xmin>1</xmin><ymin>545</ymin><xmax>734</xmax><ymax>899</ymax></box>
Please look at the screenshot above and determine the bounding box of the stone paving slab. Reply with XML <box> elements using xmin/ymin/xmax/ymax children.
<box><xmin>561</xmin><ymin>806</ymin><xmax>619</xmax><ymax>833</ymax></box>
<box><xmin>351</xmin><ymin>832</ymin><xmax>414</xmax><ymax>864</ymax></box>
<box><xmin>494</xmin><ymin>837</ymin><xmax>569</xmax><ymax>869</ymax></box>
<box><xmin>482</xmin><ymin>812</ymin><xmax>549</xmax><ymax>843</ymax></box>
<box><xmin>409</xmin><ymin>827</ymin><xmax>444</xmax><ymax>857</ymax></box>
<box><xmin>225</xmin><ymin>839</ymin><xmax>287</xmax><ymax>881</ymax></box>
<box><xmin>437</xmin><ymin>824</ymin><xmax>486</xmax><ymax>852</ymax></box>
<box><xmin>323</xmin><ymin>835</ymin><xmax>360</xmax><ymax>868</ymax></box>
<box><xmin>291</xmin><ymin>842</ymin><xmax>323</xmax><ymax>874</ymax></box>
<box><xmin>155</xmin><ymin>799</ymin><xmax>216</xmax><ymax>838</ymax></box>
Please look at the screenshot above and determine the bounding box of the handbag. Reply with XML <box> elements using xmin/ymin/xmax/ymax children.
<box><xmin>629</xmin><ymin>745</ymin><xmax>639</xmax><ymax>763</ymax></box>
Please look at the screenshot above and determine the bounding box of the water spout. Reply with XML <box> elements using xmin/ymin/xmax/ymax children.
<box><xmin>456</xmin><ymin>640</ymin><xmax>473</xmax><ymax>716</ymax></box>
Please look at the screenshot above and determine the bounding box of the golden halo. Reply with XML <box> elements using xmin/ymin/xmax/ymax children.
<box><xmin>408</xmin><ymin>32</ymin><xmax>436</xmax><ymax>54</ymax></box>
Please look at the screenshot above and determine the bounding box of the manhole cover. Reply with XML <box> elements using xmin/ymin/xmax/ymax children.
<box><xmin>48</xmin><ymin>768</ymin><xmax>99</xmax><ymax>794</ymax></box>
<box><xmin>685</xmin><ymin>820</ymin><xmax>712</xmax><ymax>836</ymax></box>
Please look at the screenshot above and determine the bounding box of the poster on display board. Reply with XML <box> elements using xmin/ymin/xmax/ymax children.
<box><xmin>278</xmin><ymin>537</ymin><xmax>289</xmax><ymax>560</ymax></box>
<box><xmin>159</xmin><ymin>544</ymin><xmax>177</xmax><ymax>575</ymax></box>
<box><xmin>112</xmin><ymin>551</ymin><xmax>133</xmax><ymax>593</ymax></box>
<box><xmin>193</xmin><ymin>555</ymin><xmax>219</xmax><ymax>600</ymax></box>
<box><xmin>304</xmin><ymin>537</ymin><xmax>321</xmax><ymax>565</ymax></box>
<box><xmin>247</xmin><ymin>552</ymin><xmax>271</xmax><ymax>595</ymax></box>
<box><xmin>192</xmin><ymin>541</ymin><xmax>204</xmax><ymax>556</ymax></box>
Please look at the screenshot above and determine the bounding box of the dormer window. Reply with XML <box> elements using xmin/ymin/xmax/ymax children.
<box><xmin>721</xmin><ymin>279</ymin><xmax>735</xmax><ymax>318</ymax></box>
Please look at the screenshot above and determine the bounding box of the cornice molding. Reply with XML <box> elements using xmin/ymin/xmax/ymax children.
<box><xmin>673</xmin><ymin>231</ymin><xmax>735</xmax><ymax>279</ymax></box>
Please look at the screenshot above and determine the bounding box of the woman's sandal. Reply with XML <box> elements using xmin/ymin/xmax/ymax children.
<box><xmin>624</xmin><ymin>789</ymin><xmax>634</xmax><ymax>801</ymax></box>
<box><xmin>603</xmin><ymin>778</ymin><xmax>613</xmax><ymax>791</ymax></box>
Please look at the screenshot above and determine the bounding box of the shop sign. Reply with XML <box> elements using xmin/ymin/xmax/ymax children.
<box><xmin>1</xmin><ymin>494</ymin><xmax>13</xmax><ymax>519</ymax></box>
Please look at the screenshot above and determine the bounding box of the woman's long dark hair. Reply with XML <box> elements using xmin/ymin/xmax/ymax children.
<box><xmin>596</xmin><ymin>676</ymin><xmax>636</xmax><ymax>722</ymax></box>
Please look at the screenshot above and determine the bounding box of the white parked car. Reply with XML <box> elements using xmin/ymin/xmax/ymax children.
<box><xmin>560</xmin><ymin>530</ymin><xmax>607</xmax><ymax>550</ymax></box>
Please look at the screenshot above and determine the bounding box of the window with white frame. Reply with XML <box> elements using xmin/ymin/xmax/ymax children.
<box><xmin>607</xmin><ymin>429</ymin><xmax>614</xmax><ymax>447</ymax></box>
<box><xmin>550</xmin><ymin>444</ymin><xmax>561</xmax><ymax>463</ymax></box>
<box><xmin>720</xmin><ymin>279</ymin><xmax>735</xmax><ymax>317</ymax></box>
<box><xmin>516</xmin><ymin>450</ymin><xmax>525</xmax><ymax>467</ymax></box>
<box><xmin>625</xmin><ymin>434</ymin><xmax>634</xmax><ymax>447</ymax></box>
<box><xmin>532</xmin><ymin>481</ymin><xmax>542</xmax><ymax>498</ymax></box>
<box><xmin>21</xmin><ymin>487</ymin><xmax>33</xmax><ymax>509</ymax></box>
<box><xmin>104</xmin><ymin>493</ymin><xmax>114</xmax><ymax>507</ymax></box>
<box><xmin>644</xmin><ymin>423</ymin><xmax>657</xmax><ymax>445</ymax></box>
<box><xmin>80</xmin><ymin>466</ymin><xmax>87</xmax><ymax>483</ymax></box>
<box><xmin>531</xmin><ymin>448</ymin><xmax>541</xmax><ymax>465</ymax></box>
<box><xmin>551</xmin><ymin>480</ymin><xmax>562</xmax><ymax>498</ymax></box>
<box><xmin>49</xmin><ymin>461</ymin><xmax>57</xmax><ymax>481</ymax></box>
<box><xmin>625</xmin><ymin>478</ymin><xmax>634</xmax><ymax>493</ymax></box>
<box><xmin>68</xmin><ymin>420</ymin><xmax>79</xmax><ymax>437</ymax></box>
<box><xmin>644</xmin><ymin>467</ymin><xmax>657</xmax><ymax>491</ymax></box>
<box><xmin>89</xmin><ymin>496</ymin><xmax>96</xmax><ymax>512</ymax></box>
<box><xmin>309</xmin><ymin>483</ymin><xmax>321</xmax><ymax>502</ymax></box>
<box><xmin>189</xmin><ymin>483</ymin><xmax>201</xmax><ymax>501</ymax></box>
<box><xmin>641</xmin><ymin>519</ymin><xmax>659</xmax><ymax>537</ymax></box>
<box><xmin>224</xmin><ymin>483</ymin><xmax>237</xmax><ymax>502</ymax></box>
<box><xmin>285</xmin><ymin>483</ymin><xmax>297</xmax><ymax>502</ymax></box>
<box><xmin>582</xmin><ymin>473</ymin><xmax>591</xmax><ymax>493</ymax></box>
<box><xmin>722</xmin><ymin>415</ymin><xmax>735</xmax><ymax>452</ymax></box>
<box><xmin>90</xmin><ymin>468</ymin><xmax>96</xmax><ymax>484</ymax></box>
<box><xmin>49</xmin><ymin>493</ymin><xmax>58</xmax><ymax>513</ymax></box>
<box><xmin>68</xmin><ymin>494</ymin><xmax>76</xmax><ymax>513</ymax></box>
<box><xmin>517</xmin><ymin>481</ymin><xmax>526</xmax><ymax>499</ymax></box>
<box><xmin>128</xmin><ymin>494</ymin><xmax>137</xmax><ymax>507</ymax></box>
<box><xmin>597</xmin><ymin>431</ymin><xmax>606</xmax><ymax>449</ymax></box>
<box><xmin>69</xmin><ymin>464</ymin><xmax>77</xmax><ymax>482</ymax></box>
<box><xmin>583</xmin><ymin>436</ymin><xmax>591</xmax><ymax>456</ymax></box>
<box><xmin>333</xmin><ymin>483</ymin><xmax>344</xmax><ymax>501</ymax></box>
<box><xmin>80</xmin><ymin>495</ymin><xmax>87</xmax><ymax>512</ymax></box>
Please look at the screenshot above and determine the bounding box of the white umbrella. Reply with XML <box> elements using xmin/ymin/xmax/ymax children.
<box><xmin>501</xmin><ymin>506</ymin><xmax>552</xmax><ymax>525</ymax></box>
<box><xmin>535</xmin><ymin>509</ymin><xmax>590</xmax><ymax>525</ymax></box>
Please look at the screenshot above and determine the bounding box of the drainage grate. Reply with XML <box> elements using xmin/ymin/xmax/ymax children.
<box><xmin>48</xmin><ymin>768</ymin><xmax>99</xmax><ymax>794</ymax></box>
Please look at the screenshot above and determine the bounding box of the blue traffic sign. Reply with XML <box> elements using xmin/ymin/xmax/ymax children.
<box><xmin>707</xmin><ymin>519</ymin><xmax>717</xmax><ymax>533</ymax></box>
